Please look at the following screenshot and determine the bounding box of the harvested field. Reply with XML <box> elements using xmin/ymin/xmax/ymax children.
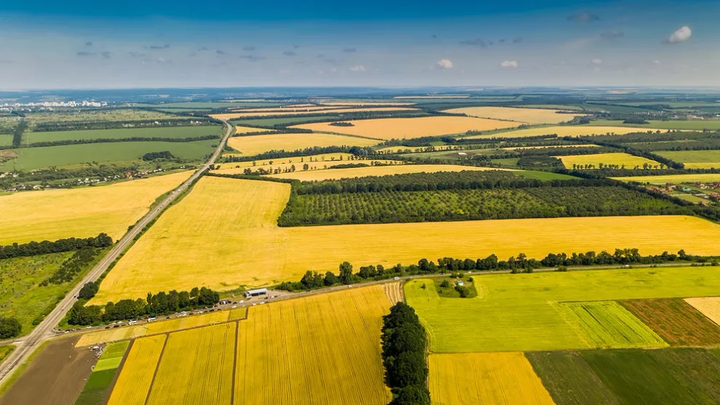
<box><xmin>557</xmin><ymin>153</ymin><xmax>663</xmax><ymax>169</ymax></box>
<box><xmin>467</xmin><ymin>125</ymin><xmax>663</xmax><ymax>139</ymax></box>
<box><xmin>107</xmin><ymin>335</ymin><xmax>166</xmax><ymax>405</ymax></box>
<box><xmin>446</xmin><ymin>106</ymin><xmax>584</xmax><ymax>124</ymax></box>
<box><xmin>268</xmin><ymin>164</ymin><xmax>512</xmax><ymax>181</ymax></box>
<box><xmin>234</xmin><ymin>125</ymin><xmax>275</xmax><ymax>134</ymax></box>
<box><xmin>235</xmin><ymin>286</ymin><xmax>391</xmax><ymax>405</ymax></box>
<box><xmin>0</xmin><ymin>171</ymin><xmax>190</xmax><ymax>244</ymax></box>
<box><xmin>620</xmin><ymin>298</ymin><xmax>720</xmax><ymax>345</ymax></box>
<box><xmin>76</xmin><ymin>308</ymin><xmax>244</xmax><ymax>346</ymax></box>
<box><xmin>92</xmin><ymin>175</ymin><xmax>720</xmax><ymax>302</ymax></box>
<box><xmin>526</xmin><ymin>351</ymin><xmax>620</xmax><ymax>405</ymax></box>
<box><xmin>382</xmin><ymin>282</ymin><xmax>404</xmax><ymax>305</ymax></box>
<box><xmin>406</xmin><ymin>265</ymin><xmax>720</xmax><ymax>353</ymax></box>
<box><xmin>147</xmin><ymin>323</ymin><xmax>235</xmax><ymax>405</ymax></box>
<box><xmin>685</xmin><ymin>297</ymin><xmax>720</xmax><ymax>326</ymax></box>
<box><xmin>429</xmin><ymin>352</ymin><xmax>554</xmax><ymax>405</ymax></box>
<box><xmin>294</xmin><ymin>116</ymin><xmax>519</xmax><ymax>139</ymax></box>
<box><xmin>613</xmin><ymin>173</ymin><xmax>720</xmax><ymax>184</ymax></box>
<box><xmin>226</xmin><ymin>132</ymin><xmax>379</xmax><ymax>156</ymax></box>
<box><xmin>581</xmin><ymin>348</ymin><xmax>720</xmax><ymax>404</ymax></box>
<box><xmin>559</xmin><ymin>301</ymin><xmax>667</xmax><ymax>348</ymax></box>
<box><xmin>211</xmin><ymin>106</ymin><xmax>416</xmax><ymax>120</ymax></box>
<box><xmin>655</xmin><ymin>150</ymin><xmax>720</xmax><ymax>169</ymax></box>
<box><xmin>0</xmin><ymin>336</ymin><xmax>94</xmax><ymax>405</ymax></box>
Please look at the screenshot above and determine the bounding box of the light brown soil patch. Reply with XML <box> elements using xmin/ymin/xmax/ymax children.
<box><xmin>383</xmin><ymin>282</ymin><xmax>404</xmax><ymax>305</ymax></box>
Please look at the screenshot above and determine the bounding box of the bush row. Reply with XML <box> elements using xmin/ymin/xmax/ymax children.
<box><xmin>0</xmin><ymin>233</ymin><xmax>113</xmax><ymax>260</ymax></box>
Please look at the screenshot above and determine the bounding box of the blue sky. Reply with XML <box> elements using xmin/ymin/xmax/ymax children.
<box><xmin>0</xmin><ymin>0</ymin><xmax>718</xmax><ymax>89</ymax></box>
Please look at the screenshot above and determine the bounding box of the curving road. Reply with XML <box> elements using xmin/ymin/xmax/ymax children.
<box><xmin>0</xmin><ymin>120</ymin><xmax>234</xmax><ymax>386</ymax></box>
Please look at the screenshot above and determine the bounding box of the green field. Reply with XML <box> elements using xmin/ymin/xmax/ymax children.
<box><xmin>1</xmin><ymin>140</ymin><xmax>217</xmax><ymax>170</ymax></box>
<box><xmin>0</xmin><ymin>136</ymin><xmax>12</xmax><ymax>147</ymax></box>
<box><xmin>655</xmin><ymin>150</ymin><xmax>720</xmax><ymax>169</ymax></box>
<box><xmin>589</xmin><ymin>119</ymin><xmax>720</xmax><ymax>130</ymax></box>
<box><xmin>0</xmin><ymin>251</ymin><xmax>104</xmax><ymax>335</ymax></box>
<box><xmin>75</xmin><ymin>341</ymin><xmax>129</xmax><ymax>405</ymax></box>
<box><xmin>135</xmin><ymin>101</ymin><xmax>284</xmax><ymax>109</ymax></box>
<box><xmin>26</xmin><ymin>125</ymin><xmax>221</xmax><ymax>143</ymax></box>
<box><xmin>405</xmin><ymin>266</ymin><xmax>720</xmax><ymax>352</ymax></box>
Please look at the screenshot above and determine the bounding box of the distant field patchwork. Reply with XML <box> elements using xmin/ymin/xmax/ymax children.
<box><xmin>0</xmin><ymin>171</ymin><xmax>190</xmax><ymax>244</ymax></box>
<box><xmin>445</xmin><ymin>106</ymin><xmax>584</xmax><ymax>124</ymax></box>
<box><xmin>655</xmin><ymin>150</ymin><xmax>720</xmax><ymax>169</ymax></box>
<box><xmin>468</xmin><ymin>125</ymin><xmax>662</xmax><ymax>139</ymax></box>
<box><xmin>294</xmin><ymin>116</ymin><xmax>519</xmax><ymax>139</ymax></box>
<box><xmin>557</xmin><ymin>153</ymin><xmax>663</xmax><ymax>169</ymax></box>
<box><xmin>25</xmin><ymin>125</ymin><xmax>221</xmax><ymax>143</ymax></box>
<box><xmin>226</xmin><ymin>132</ymin><xmax>379</xmax><ymax>156</ymax></box>
<box><xmin>268</xmin><ymin>164</ymin><xmax>512</xmax><ymax>181</ymax></box>
<box><xmin>613</xmin><ymin>173</ymin><xmax>720</xmax><ymax>184</ymax></box>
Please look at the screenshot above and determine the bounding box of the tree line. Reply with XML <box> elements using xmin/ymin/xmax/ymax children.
<box><xmin>31</xmin><ymin>119</ymin><xmax>212</xmax><ymax>132</ymax></box>
<box><xmin>68</xmin><ymin>286</ymin><xmax>221</xmax><ymax>326</ymax></box>
<box><xmin>142</xmin><ymin>151</ymin><xmax>175</xmax><ymax>161</ymax></box>
<box><xmin>276</xmin><ymin>248</ymin><xmax>716</xmax><ymax>291</ymax></box>
<box><xmin>382</xmin><ymin>303</ymin><xmax>431</xmax><ymax>405</ymax></box>
<box><xmin>12</xmin><ymin>119</ymin><xmax>27</xmax><ymax>148</ymax></box>
<box><xmin>0</xmin><ymin>233</ymin><xmax>113</xmax><ymax>260</ymax></box>
<box><xmin>7</xmin><ymin>135</ymin><xmax>219</xmax><ymax>150</ymax></box>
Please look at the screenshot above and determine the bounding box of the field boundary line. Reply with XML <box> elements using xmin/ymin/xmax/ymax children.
<box><xmin>143</xmin><ymin>333</ymin><xmax>169</xmax><ymax>405</ymax></box>
<box><xmin>103</xmin><ymin>339</ymin><xmax>134</xmax><ymax>404</ymax></box>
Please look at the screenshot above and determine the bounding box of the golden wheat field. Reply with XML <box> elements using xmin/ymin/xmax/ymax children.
<box><xmin>445</xmin><ymin>106</ymin><xmax>584</xmax><ymax>124</ymax></box>
<box><xmin>317</xmin><ymin>101</ymin><xmax>415</xmax><ymax>106</ymax></box>
<box><xmin>91</xmin><ymin>176</ymin><xmax>720</xmax><ymax>303</ymax></box>
<box><xmin>215</xmin><ymin>152</ymin><xmax>355</xmax><ymax>169</ymax></box>
<box><xmin>612</xmin><ymin>173</ymin><xmax>720</xmax><ymax>184</ymax></box>
<box><xmin>107</xmin><ymin>334</ymin><xmax>166</xmax><ymax>405</ymax></box>
<box><xmin>147</xmin><ymin>323</ymin><xmax>236</xmax><ymax>405</ymax></box>
<box><xmin>429</xmin><ymin>352</ymin><xmax>555</xmax><ymax>405</ymax></box>
<box><xmin>76</xmin><ymin>308</ymin><xmax>245</xmax><ymax>347</ymax></box>
<box><xmin>226</xmin><ymin>133</ymin><xmax>380</xmax><ymax>156</ymax></box>
<box><xmin>235</xmin><ymin>286</ymin><xmax>391</xmax><ymax>405</ymax></box>
<box><xmin>210</xmin><ymin>106</ymin><xmax>416</xmax><ymax>120</ymax></box>
<box><xmin>294</xmin><ymin>116</ymin><xmax>519</xmax><ymax>140</ymax></box>
<box><xmin>234</xmin><ymin>125</ymin><xmax>275</xmax><ymax>134</ymax></box>
<box><xmin>0</xmin><ymin>171</ymin><xmax>190</xmax><ymax>244</ymax></box>
<box><xmin>218</xmin><ymin>159</ymin><xmax>399</xmax><ymax>176</ymax></box>
<box><xmin>467</xmin><ymin>125</ymin><xmax>664</xmax><ymax>139</ymax></box>
<box><xmin>557</xmin><ymin>153</ymin><xmax>663</xmax><ymax>169</ymax></box>
<box><xmin>268</xmin><ymin>164</ymin><xmax>513</xmax><ymax>181</ymax></box>
<box><xmin>684</xmin><ymin>297</ymin><xmax>720</xmax><ymax>325</ymax></box>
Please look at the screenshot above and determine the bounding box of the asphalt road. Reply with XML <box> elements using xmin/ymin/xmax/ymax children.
<box><xmin>0</xmin><ymin>120</ymin><xmax>234</xmax><ymax>386</ymax></box>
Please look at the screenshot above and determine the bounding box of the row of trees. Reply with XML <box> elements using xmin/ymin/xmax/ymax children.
<box><xmin>276</xmin><ymin>249</ymin><xmax>714</xmax><ymax>291</ymax></box>
<box><xmin>68</xmin><ymin>286</ymin><xmax>221</xmax><ymax>326</ymax></box>
<box><xmin>32</xmin><ymin>118</ymin><xmax>211</xmax><ymax>132</ymax></box>
<box><xmin>142</xmin><ymin>151</ymin><xmax>175</xmax><ymax>161</ymax></box>
<box><xmin>0</xmin><ymin>233</ymin><xmax>113</xmax><ymax>260</ymax></box>
<box><xmin>381</xmin><ymin>303</ymin><xmax>430</xmax><ymax>405</ymax></box>
<box><xmin>16</xmin><ymin>135</ymin><xmax>219</xmax><ymax>149</ymax></box>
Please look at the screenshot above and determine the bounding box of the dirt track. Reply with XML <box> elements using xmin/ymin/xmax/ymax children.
<box><xmin>0</xmin><ymin>336</ymin><xmax>94</xmax><ymax>405</ymax></box>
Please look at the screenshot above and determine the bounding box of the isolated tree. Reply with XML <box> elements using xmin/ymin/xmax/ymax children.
<box><xmin>0</xmin><ymin>317</ymin><xmax>21</xmax><ymax>338</ymax></box>
<box><xmin>339</xmin><ymin>261</ymin><xmax>353</xmax><ymax>284</ymax></box>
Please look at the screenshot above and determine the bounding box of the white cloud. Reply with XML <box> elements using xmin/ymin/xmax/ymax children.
<box><xmin>500</xmin><ymin>60</ymin><xmax>518</xmax><ymax>68</ymax></box>
<box><xmin>349</xmin><ymin>65</ymin><xmax>365</xmax><ymax>72</ymax></box>
<box><xmin>667</xmin><ymin>26</ymin><xmax>692</xmax><ymax>43</ymax></box>
<box><xmin>591</xmin><ymin>58</ymin><xmax>603</xmax><ymax>65</ymax></box>
<box><xmin>436</xmin><ymin>59</ymin><xmax>453</xmax><ymax>69</ymax></box>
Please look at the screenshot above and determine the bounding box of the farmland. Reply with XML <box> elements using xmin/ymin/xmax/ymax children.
<box><xmin>0</xmin><ymin>140</ymin><xmax>216</xmax><ymax>171</ymax></box>
<box><xmin>655</xmin><ymin>150</ymin><xmax>720</xmax><ymax>169</ymax></box>
<box><xmin>620</xmin><ymin>298</ymin><xmax>720</xmax><ymax>346</ymax></box>
<box><xmin>613</xmin><ymin>173</ymin><xmax>720</xmax><ymax>184</ymax></box>
<box><xmin>92</xmin><ymin>175</ymin><xmax>720</xmax><ymax>302</ymax></box>
<box><xmin>294</xmin><ymin>116</ymin><xmax>519</xmax><ymax>139</ymax></box>
<box><xmin>147</xmin><ymin>323</ymin><xmax>235</xmax><ymax>405</ymax></box>
<box><xmin>429</xmin><ymin>352</ymin><xmax>554</xmax><ymax>405</ymax></box>
<box><xmin>234</xmin><ymin>286</ymin><xmax>391</xmax><ymax>404</ymax></box>
<box><xmin>406</xmin><ymin>265</ymin><xmax>720</xmax><ymax>352</ymax></box>
<box><xmin>75</xmin><ymin>341</ymin><xmax>129</xmax><ymax>405</ymax></box>
<box><xmin>226</xmin><ymin>132</ymin><xmax>379</xmax><ymax>156</ymax></box>
<box><xmin>0</xmin><ymin>171</ymin><xmax>190</xmax><ymax>244</ymax></box>
<box><xmin>445</xmin><ymin>106</ymin><xmax>583</xmax><ymax>124</ymax></box>
<box><xmin>556</xmin><ymin>153</ymin><xmax>663</xmax><ymax>169</ymax></box>
<box><xmin>211</xmin><ymin>106</ymin><xmax>416</xmax><ymax>120</ymax></box>
<box><xmin>268</xmin><ymin>164</ymin><xmax>511</xmax><ymax>181</ymax></box>
<box><xmin>233</xmin><ymin>125</ymin><xmax>275</xmax><ymax>134</ymax></box>
<box><xmin>24</xmin><ymin>125</ymin><xmax>221</xmax><ymax>143</ymax></box>
<box><xmin>590</xmin><ymin>119</ymin><xmax>720</xmax><ymax>130</ymax></box>
<box><xmin>24</xmin><ymin>109</ymin><xmax>177</xmax><ymax>126</ymax></box>
<box><xmin>467</xmin><ymin>125</ymin><xmax>663</xmax><ymax>139</ymax></box>
<box><xmin>107</xmin><ymin>335</ymin><xmax>166</xmax><ymax>405</ymax></box>
<box><xmin>685</xmin><ymin>297</ymin><xmax>720</xmax><ymax>326</ymax></box>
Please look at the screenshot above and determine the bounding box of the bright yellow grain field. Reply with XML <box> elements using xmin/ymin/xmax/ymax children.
<box><xmin>467</xmin><ymin>125</ymin><xmax>664</xmax><ymax>139</ymax></box>
<box><xmin>612</xmin><ymin>173</ymin><xmax>720</xmax><ymax>184</ymax></box>
<box><xmin>446</xmin><ymin>106</ymin><xmax>583</xmax><ymax>124</ymax></box>
<box><xmin>318</xmin><ymin>101</ymin><xmax>415</xmax><ymax>106</ymax></box>
<box><xmin>227</xmin><ymin>133</ymin><xmax>380</xmax><ymax>156</ymax></box>
<box><xmin>294</xmin><ymin>116</ymin><xmax>519</xmax><ymax>140</ymax></box>
<box><xmin>76</xmin><ymin>309</ymin><xmax>243</xmax><ymax>346</ymax></box>
<box><xmin>429</xmin><ymin>352</ymin><xmax>555</xmax><ymax>405</ymax></box>
<box><xmin>557</xmin><ymin>153</ymin><xmax>662</xmax><ymax>169</ymax></box>
<box><xmin>92</xmin><ymin>176</ymin><xmax>720</xmax><ymax>302</ymax></box>
<box><xmin>234</xmin><ymin>125</ymin><xmax>275</xmax><ymax>134</ymax></box>
<box><xmin>107</xmin><ymin>334</ymin><xmax>166</xmax><ymax>405</ymax></box>
<box><xmin>268</xmin><ymin>164</ymin><xmax>513</xmax><ymax>181</ymax></box>
<box><xmin>0</xmin><ymin>171</ymin><xmax>190</xmax><ymax>244</ymax></box>
<box><xmin>218</xmin><ymin>159</ymin><xmax>399</xmax><ymax>175</ymax></box>
<box><xmin>216</xmin><ymin>152</ymin><xmax>355</xmax><ymax>169</ymax></box>
<box><xmin>211</xmin><ymin>107</ymin><xmax>416</xmax><ymax>120</ymax></box>
<box><xmin>685</xmin><ymin>297</ymin><xmax>720</xmax><ymax>325</ymax></box>
<box><xmin>147</xmin><ymin>323</ymin><xmax>236</xmax><ymax>405</ymax></box>
<box><xmin>235</xmin><ymin>286</ymin><xmax>391</xmax><ymax>405</ymax></box>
